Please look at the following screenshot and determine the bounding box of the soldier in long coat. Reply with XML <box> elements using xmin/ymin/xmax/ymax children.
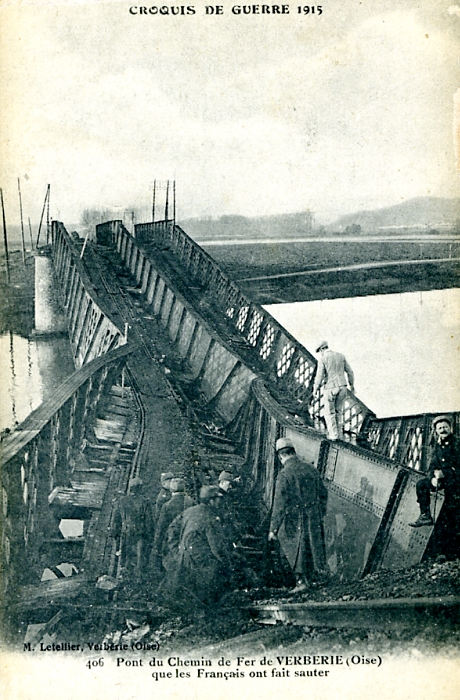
<box><xmin>154</xmin><ymin>472</ymin><xmax>174</xmax><ymax>521</ymax></box>
<box><xmin>112</xmin><ymin>477</ymin><xmax>154</xmax><ymax>580</ymax></box>
<box><xmin>165</xmin><ymin>485</ymin><xmax>233</xmax><ymax>608</ymax></box>
<box><xmin>268</xmin><ymin>438</ymin><xmax>328</xmax><ymax>592</ymax></box>
<box><xmin>151</xmin><ymin>477</ymin><xmax>194</xmax><ymax>574</ymax></box>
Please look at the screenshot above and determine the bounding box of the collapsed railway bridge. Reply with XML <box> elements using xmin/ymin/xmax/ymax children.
<box><xmin>1</xmin><ymin>217</ymin><xmax>459</xmax><ymax>645</ymax></box>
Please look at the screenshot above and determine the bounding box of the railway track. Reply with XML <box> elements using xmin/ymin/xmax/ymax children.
<box><xmin>248</xmin><ymin>595</ymin><xmax>460</xmax><ymax>632</ymax></box>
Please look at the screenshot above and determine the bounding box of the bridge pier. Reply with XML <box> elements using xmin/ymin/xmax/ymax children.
<box><xmin>33</xmin><ymin>251</ymin><xmax>67</xmax><ymax>336</ymax></box>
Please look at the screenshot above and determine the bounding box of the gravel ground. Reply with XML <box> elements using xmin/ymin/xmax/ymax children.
<box><xmin>100</xmin><ymin>557</ymin><xmax>459</xmax><ymax>657</ymax></box>
<box><xmin>251</xmin><ymin>557</ymin><xmax>460</xmax><ymax>605</ymax></box>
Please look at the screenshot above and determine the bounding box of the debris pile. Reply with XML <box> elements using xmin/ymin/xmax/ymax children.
<box><xmin>253</xmin><ymin>557</ymin><xmax>460</xmax><ymax>605</ymax></box>
<box><xmin>96</xmin><ymin>558</ymin><xmax>459</xmax><ymax>655</ymax></box>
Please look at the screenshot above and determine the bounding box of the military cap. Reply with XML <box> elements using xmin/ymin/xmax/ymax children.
<box><xmin>170</xmin><ymin>477</ymin><xmax>186</xmax><ymax>493</ymax></box>
<box><xmin>218</xmin><ymin>470</ymin><xmax>234</xmax><ymax>482</ymax></box>
<box><xmin>315</xmin><ymin>340</ymin><xmax>328</xmax><ymax>352</ymax></box>
<box><xmin>275</xmin><ymin>437</ymin><xmax>295</xmax><ymax>452</ymax></box>
<box><xmin>199</xmin><ymin>485</ymin><xmax>221</xmax><ymax>502</ymax></box>
<box><xmin>432</xmin><ymin>415</ymin><xmax>453</xmax><ymax>430</ymax></box>
<box><xmin>130</xmin><ymin>477</ymin><xmax>143</xmax><ymax>488</ymax></box>
<box><xmin>160</xmin><ymin>472</ymin><xmax>174</xmax><ymax>483</ymax></box>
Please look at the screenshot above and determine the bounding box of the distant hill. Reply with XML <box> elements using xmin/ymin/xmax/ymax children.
<box><xmin>179</xmin><ymin>197</ymin><xmax>459</xmax><ymax>240</ymax></box>
<box><xmin>328</xmin><ymin>197</ymin><xmax>460</xmax><ymax>233</ymax></box>
<box><xmin>179</xmin><ymin>211</ymin><xmax>314</xmax><ymax>241</ymax></box>
<box><xmin>2</xmin><ymin>197</ymin><xmax>457</xmax><ymax>249</ymax></box>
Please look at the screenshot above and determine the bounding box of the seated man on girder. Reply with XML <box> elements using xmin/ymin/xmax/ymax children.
<box><xmin>409</xmin><ymin>415</ymin><xmax>459</xmax><ymax>557</ymax></box>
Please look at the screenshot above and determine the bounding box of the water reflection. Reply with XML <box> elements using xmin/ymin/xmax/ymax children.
<box><xmin>0</xmin><ymin>333</ymin><xmax>75</xmax><ymax>431</ymax></box>
<box><xmin>1</xmin><ymin>289</ymin><xmax>458</xmax><ymax>430</ymax></box>
<box><xmin>266</xmin><ymin>288</ymin><xmax>459</xmax><ymax>418</ymax></box>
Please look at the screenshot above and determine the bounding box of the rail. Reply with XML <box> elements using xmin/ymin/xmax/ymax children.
<box><xmin>363</xmin><ymin>411</ymin><xmax>460</xmax><ymax>472</ymax></box>
<box><xmin>0</xmin><ymin>343</ymin><xmax>135</xmax><ymax>621</ymax></box>
<box><xmin>249</xmin><ymin>595</ymin><xmax>460</xmax><ymax>631</ymax></box>
<box><xmin>100</xmin><ymin>219</ymin><xmax>373</xmax><ymax>439</ymax></box>
<box><xmin>50</xmin><ymin>221</ymin><xmax>126</xmax><ymax>365</ymax></box>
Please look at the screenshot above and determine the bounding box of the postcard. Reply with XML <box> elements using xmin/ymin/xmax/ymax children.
<box><xmin>1</xmin><ymin>1</ymin><xmax>459</xmax><ymax>698</ymax></box>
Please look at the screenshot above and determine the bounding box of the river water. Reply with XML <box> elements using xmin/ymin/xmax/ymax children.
<box><xmin>266</xmin><ymin>287</ymin><xmax>459</xmax><ymax>418</ymax></box>
<box><xmin>0</xmin><ymin>332</ymin><xmax>75</xmax><ymax>432</ymax></box>
<box><xmin>1</xmin><ymin>289</ymin><xmax>458</xmax><ymax>431</ymax></box>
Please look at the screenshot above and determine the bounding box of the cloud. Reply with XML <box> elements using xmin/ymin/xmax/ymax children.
<box><xmin>1</xmin><ymin>2</ymin><xmax>459</xmax><ymax>222</ymax></box>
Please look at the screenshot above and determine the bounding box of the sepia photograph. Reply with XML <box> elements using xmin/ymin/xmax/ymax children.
<box><xmin>0</xmin><ymin>1</ymin><xmax>459</xmax><ymax>697</ymax></box>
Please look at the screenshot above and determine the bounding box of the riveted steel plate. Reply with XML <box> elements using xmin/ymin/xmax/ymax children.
<box><xmin>168</xmin><ymin>300</ymin><xmax>184</xmax><ymax>342</ymax></box>
<box><xmin>152</xmin><ymin>277</ymin><xmax>166</xmax><ymax>315</ymax></box>
<box><xmin>188</xmin><ymin>324</ymin><xmax>212</xmax><ymax>376</ymax></box>
<box><xmin>214</xmin><ymin>364</ymin><xmax>256</xmax><ymax>424</ymax></box>
<box><xmin>176</xmin><ymin>311</ymin><xmax>196</xmax><ymax>358</ymax></box>
<box><xmin>160</xmin><ymin>288</ymin><xmax>174</xmax><ymax>327</ymax></box>
<box><xmin>380</xmin><ymin>472</ymin><xmax>444</xmax><ymax>571</ymax></box>
<box><xmin>200</xmin><ymin>343</ymin><xmax>238</xmax><ymax>401</ymax></box>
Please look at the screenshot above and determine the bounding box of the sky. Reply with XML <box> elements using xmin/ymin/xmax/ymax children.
<box><xmin>1</xmin><ymin>0</ymin><xmax>459</xmax><ymax>227</ymax></box>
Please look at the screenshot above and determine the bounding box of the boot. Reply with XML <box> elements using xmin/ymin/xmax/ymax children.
<box><xmin>289</xmin><ymin>577</ymin><xmax>309</xmax><ymax>594</ymax></box>
<box><xmin>409</xmin><ymin>512</ymin><xmax>434</xmax><ymax>527</ymax></box>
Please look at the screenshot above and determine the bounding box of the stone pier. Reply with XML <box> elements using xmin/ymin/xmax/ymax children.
<box><xmin>34</xmin><ymin>251</ymin><xmax>67</xmax><ymax>335</ymax></box>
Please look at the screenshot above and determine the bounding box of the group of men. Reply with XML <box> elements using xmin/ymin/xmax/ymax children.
<box><xmin>311</xmin><ymin>341</ymin><xmax>459</xmax><ymax>551</ymax></box>
<box><xmin>112</xmin><ymin>468</ymin><xmax>250</xmax><ymax>607</ymax></box>
<box><xmin>112</xmin><ymin>339</ymin><xmax>458</xmax><ymax>606</ymax></box>
<box><xmin>112</xmin><ymin>431</ymin><xmax>335</xmax><ymax>605</ymax></box>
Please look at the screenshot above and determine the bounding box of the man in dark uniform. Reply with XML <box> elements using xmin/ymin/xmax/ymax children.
<box><xmin>154</xmin><ymin>471</ymin><xmax>174</xmax><ymax>521</ymax></box>
<box><xmin>268</xmin><ymin>437</ymin><xmax>329</xmax><ymax>592</ymax></box>
<box><xmin>217</xmin><ymin>470</ymin><xmax>240</xmax><ymax>544</ymax></box>
<box><xmin>112</xmin><ymin>477</ymin><xmax>154</xmax><ymax>579</ymax></box>
<box><xmin>151</xmin><ymin>477</ymin><xmax>193</xmax><ymax>574</ymax></box>
<box><xmin>409</xmin><ymin>415</ymin><xmax>459</xmax><ymax>556</ymax></box>
<box><xmin>167</xmin><ymin>485</ymin><xmax>233</xmax><ymax>607</ymax></box>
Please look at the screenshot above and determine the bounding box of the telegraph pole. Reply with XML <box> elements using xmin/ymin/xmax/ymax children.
<box><xmin>17</xmin><ymin>178</ymin><xmax>26</xmax><ymax>265</ymax></box>
<box><xmin>36</xmin><ymin>185</ymin><xmax>50</xmax><ymax>247</ymax></box>
<box><xmin>46</xmin><ymin>184</ymin><xmax>50</xmax><ymax>244</ymax></box>
<box><xmin>28</xmin><ymin>217</ymin><xmax>33</xmax><ymax>251</ymax></box>
<box><xmin>165</xmin><ymin>180</ymin><xmax>169</xmax><ymax>221</ymax></box>
<box><xmin>1</xmin><ymin>188</ymin><xmax>10</xmax><ymax>284</ymax></box>
<box><xmin>173</xmin><ymin>180</ymin><xmax>176</xmax><ymax>226</ymax></box>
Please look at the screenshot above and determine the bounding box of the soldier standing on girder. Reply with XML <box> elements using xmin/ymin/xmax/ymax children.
<box><xmin>313</xmin><ymin>340</ymin><xmax>355</xmax><ymax>441</ymax></box>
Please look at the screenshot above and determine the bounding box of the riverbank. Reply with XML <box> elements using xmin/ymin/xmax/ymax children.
<box><xmin>205</xmin><ymin>239</ymin><xmax>460</xmax><ymax>304</ymax></box>
<box><xmin>0</xmin><ymin>251</ymin><xmax>35</xmax><ymax>335</ymax></box>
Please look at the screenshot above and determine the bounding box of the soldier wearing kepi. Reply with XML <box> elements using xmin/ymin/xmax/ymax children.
<box><xmin>154</xmin><ymin>472</ymin><xmax>174</xmax><ymax>521</ymax></box>
<box><xmin>165</xmin><ymin>485</ymin><xmax>234</xmax><ymax>608</ymax></box>
<box><xmin>409</xmin><ymin>415</ymin><xmax>459</xmax><ymax>556</ymax></box>
<box><xmin>268</xmin><ymin>438</ymin><xmax>329</xmax><ymax>592</ymax></box>
<box><xmin>151</xmin><ymin>477</ymin><xmax>194</xmax><ymax>575</ymax></box>
<box><xmin>112</xmin><ymin>477</ymin><xmax>154</xmax><ymax>580</ymax></box>
<box><xmin>313</xmin><ymin>340</ymin><xmax>355</xmax><ymax>441</ymax></box>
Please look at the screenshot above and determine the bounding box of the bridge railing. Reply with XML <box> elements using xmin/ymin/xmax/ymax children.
<box><xmin>363</xmin><ymin>411</ymin><xmax>460</xmax><ymax>473</ymax></box>
<box><xmin>51</xmin><ymin>221</ymin><xmax>126</xmax><ymax>366</ymax></box>
<box><xmin>0</xmin><ymin>344</ymin><xmax>134</xmax><ymax>614</ymax></box>
<box><xmin>129</xmin><ymin>220</ymin><xmax>373</xmax><ymax>438</ymax></box>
